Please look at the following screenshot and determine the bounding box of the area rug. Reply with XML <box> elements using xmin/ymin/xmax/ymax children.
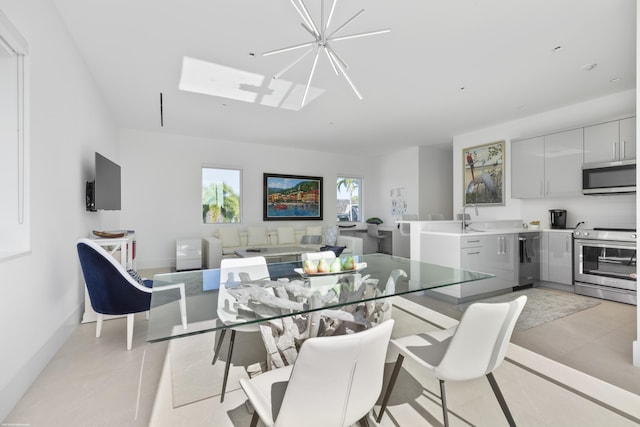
<box><xmin>453</xmin><ymin>288</ymin><xmax>601</xmax><ymax>332</ymax></box>
<box><xmin>169</xmin><ymin>325</ymin><xmax>266</xmax><ymax>408</ymax></box>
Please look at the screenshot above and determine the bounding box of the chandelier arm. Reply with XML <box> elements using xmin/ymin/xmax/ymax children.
<box><xmin>302</xmin><ymin>46</ymin><xmax>321</xmax><ymax>107</ymax></box>
<box><xmin>327</xmin><ymin>9</ymin><xmax>364</xmax><ymax>39</ymax></box>
<box><xmin>330</xmin><ymin>28</ymin><xmax>391</xmax><ymax>43</ymax></box>
<box><xmin>289</xmin><ymin>0</ymin><xmax>318</xmax><ymax>36</ymax></box>
<box><xmin>297</xmin><ymin>0</ymin><xmax>320</xmax><ymax>38</ymax></box>
<box><xmin>334</xmin><ymin>57</ymin><xmax>362</xmax><ymax>100</ymax></box>
<box><xmin>320</xmin><ymin>0</ymin><xmax>325</xmax><ymax>39</ymax></box>
<box><xmin>323</xmin><ymin>46</ymin><xmax>339</xmax><ymax>75</ymax></box>
<box><xmin>301</xmin><ymin>22</ymin><xmax>317</xmax><ymax>39</ymax></box>
<box><xmin>326</xmin><ymin>44</ymin><xmax>348</xmax><ymax>69</ymax></box>
<box><xmin>273</xmin><ymin>47</ymin><xmax>314</xmax><ymax>79</ymax></box>
<box><xmin>326</xmin><ymin>0</ymin><xmax>338</xmax><ymax>32</ymax></box>
<box><xmin>263</xmin><ymin>40</ymin><xmax>315</xmax><ymax>57</ymax></box>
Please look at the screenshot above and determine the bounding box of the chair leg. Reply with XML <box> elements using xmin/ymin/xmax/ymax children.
<box><xmin>211</xmin><ymin>329</ymin><xmax>227</xmax><ymax>365</ymax></box>
<box><xmin>439</xmin><ymin>380</ymin><xmax>449</xmax><ymax>427</ymax></box>
<box><xmin>486</xmin><ymin>372</ymin><xmax>516</xmax><ymax>427</ymax></box>
<box><xmin>376</xmin><ymin>354</ymin><xmax>404</xmax><ymax>423</ymax></box>
<box><xmin>96</xmin><ymin>314</ymin><xmax>103</xmax><ymax>338</ymax></box>
<box><xmin>126</xmin><ymin>313</ymin><xmax>135</xmax><ymax>351</ymax></box>
<box><xmin>178</xmin><ymin>285</ymin><xmax>187</xmax><ymax>329</ymax></box>
<box><xmin>249</xmin><ymin>411</ymin><xmax>259</xmax><ymax>427</ymax></box>
<box><xmin>220</xmin><ymin>329</ymin><xmax>236</xmax><ymax>403</ymax></box>
<box><xmin>358</xmin><ymin>414</ymin><xmax>370</xmax><ymax>427</ymax></box>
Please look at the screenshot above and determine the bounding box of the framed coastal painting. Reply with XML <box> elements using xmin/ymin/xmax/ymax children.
<box><xmin>263</xmin><ymin>173</ymin><xmax>323</xmax><ymax>221</ymax></box>
<box><xmin>462</xmin><ymin>140</ymin><xmax>505</xmax><ymax>205</ymax></box>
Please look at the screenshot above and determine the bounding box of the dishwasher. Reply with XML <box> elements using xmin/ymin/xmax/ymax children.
<box><xmin>518</xmin><ymin>232</ymin><xmax>540</xmax><ymax>286</ymax></box>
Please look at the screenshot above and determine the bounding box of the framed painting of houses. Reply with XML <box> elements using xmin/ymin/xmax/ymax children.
<box><xmin>263</xmin><ymin>173</ymin><xmax>323</xmax><ymax>220</ymax></box>
<box><xmin>462</xmin><ymin>140</ymin><xmax>505</xmax><ymax>205</ymax></box>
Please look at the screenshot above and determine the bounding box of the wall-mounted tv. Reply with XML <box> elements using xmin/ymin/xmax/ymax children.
<box><xmin>86</xmin><ymin>152</ymin><xmax>121</xmax><ymax>211</ymax></box>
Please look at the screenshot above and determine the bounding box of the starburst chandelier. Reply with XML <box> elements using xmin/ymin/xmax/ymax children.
<box><xmin>263</xmin><ymin>0</ymin><xmax>390</xmax><ymax>107</ymax></box>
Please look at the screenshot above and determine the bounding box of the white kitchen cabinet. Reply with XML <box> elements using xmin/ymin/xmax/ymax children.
<box><xmin>544</xmin><ymin>128</ymin><xmax>584</xmax><ymax>197</ymax></box>
<box><xmin>584</xmin><ymin>117</ymin><xmax>636</xmax><ymax>163</ymax></box>
<box><xmin>511</xmin><ymin>136</ymin><xmax>544</xmax><ymax>198</ymax></box>
<box><xmin>540</xmin><ymin>231</ymin><xmax>573</xmax><ymax>286</ymax></box>
<box><xmin>511</xmin><ymin>128</ymin><xmax>583</xmax><ymax>199</ymax></box>
<box><xmin>420</xmin><ymin>232</ymin><xmax>517</xmax><ymax>301</ymax></box>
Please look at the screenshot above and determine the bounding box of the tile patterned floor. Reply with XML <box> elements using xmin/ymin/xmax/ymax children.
<box><xmin>3</xmin><ymin>285</ymin><xmax>639</xmax><ymax>426</ymax></box>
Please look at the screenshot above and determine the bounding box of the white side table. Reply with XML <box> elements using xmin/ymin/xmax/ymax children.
<box><xmin>176</xmin><ymin>238</ymin><xmax>202</xmax><ymax>271</ymax></box>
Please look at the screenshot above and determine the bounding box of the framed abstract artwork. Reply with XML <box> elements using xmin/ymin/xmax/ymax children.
<box><xmin>462</xmin><ymin>140</ymin><xmax>505</xmax><ymax>205</ymax></box>
<box><xmin>263</xmin><ymin>173</ymin><xmax>323</xmax><ymax>220</ymax></box>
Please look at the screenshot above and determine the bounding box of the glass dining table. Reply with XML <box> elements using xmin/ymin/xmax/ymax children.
<box><xmin>146</xmin><ymin>253</ymin><xmax>492</xmax><ymax>343</ymax></box>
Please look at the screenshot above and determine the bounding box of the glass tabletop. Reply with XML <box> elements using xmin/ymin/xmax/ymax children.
<box><xmin>146</xmin><ymin>253</ymin><xmax>492</xmax><ymax>343</ymax></box>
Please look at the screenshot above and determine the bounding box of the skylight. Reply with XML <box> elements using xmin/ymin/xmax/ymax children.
<box><xmin>178</xmin><ymin>56</ymin><xmax>324</xmax><ymax>111</ymax></box>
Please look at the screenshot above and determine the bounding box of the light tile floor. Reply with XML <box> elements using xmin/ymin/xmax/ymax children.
<box><xmin>3</xmin><ymin>284</ymin><xmax>639</xmax><ymax>426</ymax></box>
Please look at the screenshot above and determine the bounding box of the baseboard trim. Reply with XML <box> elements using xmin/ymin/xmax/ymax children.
<box><xmin>0</xmin><ymin>304</ymin><xmax>81</xmax><ymax>421</ymax></box>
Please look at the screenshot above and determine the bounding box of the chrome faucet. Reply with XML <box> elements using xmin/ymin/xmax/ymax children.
<box><xmin>461</xmin><ymin>203</ymin><xmax>479</xmax><ymax>231</ymax></box>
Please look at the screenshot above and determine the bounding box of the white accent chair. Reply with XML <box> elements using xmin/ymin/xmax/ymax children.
<box><xmin>377</xmin><ymin>295</ymin><xmax>527</xmax><ymax>426</ymax></box>
<box><xmin>240</xmin><ymin>319</ymin><xmax>395</xmax><ymax>427</ymax></box>
<box><xmin>76</xmin><ymin>238</ymin><xmax>187</xmax><ymax>350</ymax></box>
<box><xmin>301</xmin><ymin>250</ymin><xmax>336</xmax><ymax>261</ymax></box>
<box><xmin>212</xmin><ymin>256</ymin><xmax>270</xmax><ymax>402</ymax></box>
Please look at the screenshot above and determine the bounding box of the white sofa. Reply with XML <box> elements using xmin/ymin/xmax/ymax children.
<box><xmin>202</xmin><ymin>225</ymin><xmax>363</xmax><ymax>269</ymax></box>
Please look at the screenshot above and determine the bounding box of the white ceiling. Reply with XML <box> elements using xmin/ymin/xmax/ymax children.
<box><xmin>52</xmin><ymin>0</ymin><xmax>636</xmax><ymax>156</ymax></box>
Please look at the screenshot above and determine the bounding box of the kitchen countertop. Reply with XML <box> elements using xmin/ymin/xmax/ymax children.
<box><xmin>410</xmin><ymin>219</ymin><xmax>578</xmax><ymax>237</ymax></box>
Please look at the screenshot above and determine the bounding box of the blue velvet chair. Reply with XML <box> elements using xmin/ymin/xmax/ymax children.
<box><xmin>77</xmin><ymin>238</ymin><xmax>187</xmax><ymax>350</ymax></box>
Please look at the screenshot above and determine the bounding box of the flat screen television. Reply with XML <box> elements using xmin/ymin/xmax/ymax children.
<box><xmin>86</xmin><ymin>152</ymin><xmax>121</xmax><ymax>211</ymax></box>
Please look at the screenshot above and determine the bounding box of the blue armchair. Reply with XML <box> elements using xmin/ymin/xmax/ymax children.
<box><xmin>77</xmin><ymin>238</ymin><xmax>187</xmax><ymax>350</ymax></box>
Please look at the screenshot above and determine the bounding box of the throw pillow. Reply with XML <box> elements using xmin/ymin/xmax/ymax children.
<box><xmin>320</xmin><ymin>245</ymin><xmax>346</xmax><ymax>256</ymax></box>
<box><xmin>218</xmin><ymin>228</ymin><xmax>241</xmax><ymax>247</ymax></box>
<box><xmin>247</xmin><ymin>226</ymin><xmax>269</xmax><ymax>246</ymax></box>
<box><xmin>127</xmin><ymin>269</ymin><xmax>145</xmax><ymax>285</ymax></box>
<box><xmin>323</xmin><ymin>225</ymin><xmax>338</xmax><ymax>245</ymax></box>
<box><xmin>277</xmin><ymin>226</ymin><xmax>296</xmax><ymax>245</ymax></box>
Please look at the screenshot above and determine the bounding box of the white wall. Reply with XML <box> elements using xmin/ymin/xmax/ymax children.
<box><xmin>452</xmin><ymin>89</ymin><xmax>636</xmax><ymax>225</ymax></box>
<box><xmin>0</xmin><ymin>0</ymin><xmax>119</xmax><ymax>420</ymax></box>
<box><xmin>419</xmin><ymin>145</ymin><xmax>453</xmax><ymax>220</ymax></box>
<box><xmin>119</xmin><ymin>129</ymin><xmax>375</xmax><ymax>268</ymax></box>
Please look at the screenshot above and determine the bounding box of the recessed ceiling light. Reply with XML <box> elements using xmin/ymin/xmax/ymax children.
<box><xmin>552</xmin><ymin>45</ymin><xmax>563</xmax><ymax>53</ymax></box>
<box><xmin>582</xmin><ymin>63</ymin><xmax>597</xmax><ymax>71</ymax></box>
<box><xmin>609</xmin><ymin>77</ymin><xmax>620</xmax><ymax>83</ymax></box>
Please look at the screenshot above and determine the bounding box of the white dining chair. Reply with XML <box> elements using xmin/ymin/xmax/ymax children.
<box><xmin>301</xmin><ymin>250</ymin><xmax>337</xmax><ymax>262</ymax></box>
<box><xmin>377</xmin><ymin>295</ymin><xmax>527</xmax><ymax>426</ymax></box>
<box><xmin>240</xmin><ymin>319</ymin><xmax>395</xmax><ymax>427</ymax></box>
<box><xmin>212</xmin><ymin>256</ymin><xmax>270</xmax><ymax>402</ymax></box>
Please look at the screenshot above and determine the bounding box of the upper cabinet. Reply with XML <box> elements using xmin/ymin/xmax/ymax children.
<box><xmin>584</xmin><ymin>117</ymin><xmax>636</xmax><ymax>163</ymax></box>
<box><xmin>511</xmin><ymin>128</ymin><xmax>583</xmax><ymax>199</ymax></box>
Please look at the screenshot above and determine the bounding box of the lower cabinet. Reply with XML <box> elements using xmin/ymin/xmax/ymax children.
<box><xmin>541</xmin><ymin>231</ymin><xmax>573</xmax><ymax>286</ymax></box>
<box><xmin>420</xmin><ymin>233</ymin><xmax>517</xmax><ymax>302</ymax></box>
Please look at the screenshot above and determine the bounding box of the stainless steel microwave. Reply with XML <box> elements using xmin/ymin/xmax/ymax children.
<box><xmin>582</xmin><ymin>159</ymin><xmax>636</xmax><ymax>195</ymax></box>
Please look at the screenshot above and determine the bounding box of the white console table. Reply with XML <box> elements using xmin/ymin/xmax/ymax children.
<box><xmin>81</xmin><ymin>231</ymin><xmax>136</xmax><ymax>323</ymax></box>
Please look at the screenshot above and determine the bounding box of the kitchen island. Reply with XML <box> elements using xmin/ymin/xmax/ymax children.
<box><xmin>403</xmin><ymin>220</ymin><xmax>543</xmax><ymax>303</ymax></box>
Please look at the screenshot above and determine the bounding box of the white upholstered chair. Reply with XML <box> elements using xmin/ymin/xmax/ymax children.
<box><xmin>240</xmin><ymin>319</ymin><xmax>395</xmax><ymax>427</ymax></box>
<box><xmin>212</xmin><ymin>256</ymin><xmax>270</xmax><ymax>402</ymax></box>
<box><xmin>377</xmin><ymin>295</ymin><xmax>527</xmax><ymax>426</ymax></box>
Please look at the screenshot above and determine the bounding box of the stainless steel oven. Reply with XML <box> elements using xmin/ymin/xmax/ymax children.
<box><xmin>574</xmin><ymin>228</ymin><xmax>636</xmax><ymax>305</ymax></box>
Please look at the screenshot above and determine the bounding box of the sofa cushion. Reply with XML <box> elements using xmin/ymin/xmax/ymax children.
<box><xmin>218</xmin><ymin>228</ymin><xmax>241</xmax><ymax>247</ymax></box>
<box><xmin>306</xmin><ymin>225</ymin><xmax>323</xmax><ymax>236</ymax></box>
<box><xmin>301</xmin><ymin>235</ymin><xmax>322</xmax><ymax>244</ymax></box>
<box><xmin>247</xmin><ymin>226</ymin><xmax>269</xmax><ymax>246</ymax></box>
<box><xmin>277</xmin><ymin>226</ymin><xmax>296</xmax><ymax>245</ymax></box>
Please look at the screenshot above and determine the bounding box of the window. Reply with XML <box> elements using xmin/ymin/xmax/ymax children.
<box><xmin>0</xmin><ymin>10</ymin><xmax>29</xmax><ymax>257</ymax></box>
<box><xmin>202</xmin><ymin>167</ymin><xmax>241</xmax><ymax>224</ymax></box>
<box><xmin>336</xmin><ymin>177</ymin><xmax>361</xmax><ymax>222</ymax></box>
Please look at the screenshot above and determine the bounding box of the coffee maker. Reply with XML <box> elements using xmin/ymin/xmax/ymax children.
<box><xmin>549</xmin><ymin>209</ymin><xmax>567</xmax><ymax>229</ymax></box>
